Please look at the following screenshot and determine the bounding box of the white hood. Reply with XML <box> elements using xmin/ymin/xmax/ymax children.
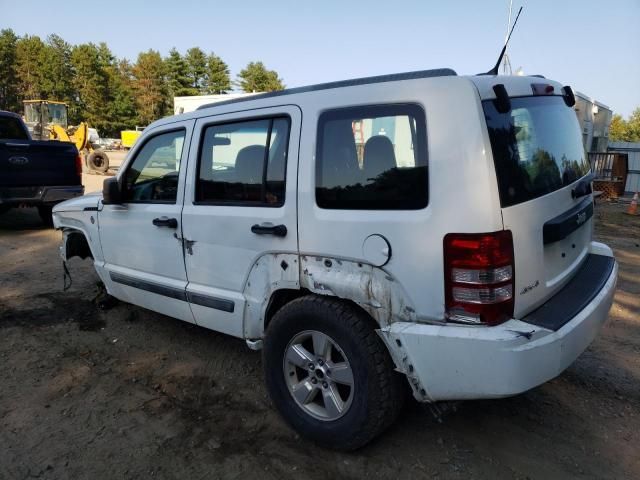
<box><xmin>52</xmin><ymin>191</ymin><xmax>102</xmax><ymax>213</ymax></box>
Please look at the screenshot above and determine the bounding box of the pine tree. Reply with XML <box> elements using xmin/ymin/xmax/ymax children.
<box><xmin>0</xmin><ymin>29</ymin><xmax>20</xmax><ymax>111</ymax></box>
<box><xmin>70</xmin><ymin>43</ymin><xmax>109</xmax><ymax>127</ymax></box>
<box><xmin>185</xmin><ymin>47</ymin><xmax>208</xmax><ymax>93</ymax></box>
<box><xmin>165</xmin><ymin>48</ymin><xmax>196</xmax><ymax>97</ymax></box>
<box><xmin>97</xmin><ymin>43</ymin><xmax>137</xmax><ymax>136</ymax></box>
<box><xmin>132</xmin><ymin>49</ymin><xmax>170</xmax><ymax>125</ymax></box>
<box><xmin>237</xmin><ymin>61</ymin><xmax>284</xmax><ymax>93</ymax></box>
<box><xmin>108</xmin><ymin>59</ymin><xmax>138</xmax><ymax>132</ymax></box>
<box><xmin>39</xmin><ymin>34</ymin><xmax>74</xmax><ymax>103</ymax></box>
<box><xmin>204</xmin><ymin>53</ymin><xmax>231</xmax><ymax>94</ymax></box>
<box><xmin>16</xmin><ymin>35</ymin><xmax>46</xmax><ymax>100</ymax></box>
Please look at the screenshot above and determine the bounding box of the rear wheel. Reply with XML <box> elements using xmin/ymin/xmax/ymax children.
<box><xmin>87</xmin><ymin>150</ymin><xmax>109</xmax><ymax>173</ymax></box>
<box><xmin>37</xmin><ymin>205</ymin><xmax>53</xmax><ymax>227</ymax></box>
<box><xmin>263</xmin><ymin>295</ymin><xmax>404</xmax><ymax>451</ymax></box>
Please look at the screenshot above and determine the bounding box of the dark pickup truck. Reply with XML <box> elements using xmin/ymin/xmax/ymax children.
<box><xmin>0</xmin><ymin>110</ymin><xmax>84</xmax><ymax>225</ymax></box>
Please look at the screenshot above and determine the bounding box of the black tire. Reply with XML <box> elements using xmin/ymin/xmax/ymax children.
<box><xmin>87</xmin><ymin>150</ymin><xmax>109</xmax><ymax>173</ymax></box>
<box><xmin>37</xmin><ymin>205</ymin><xmax>53</xmax><ymax>227</ymax></box>
<box><xmin>263</xmin><ymin>295</ymin><xmax>405</xmax><ymax>451</ymax></box>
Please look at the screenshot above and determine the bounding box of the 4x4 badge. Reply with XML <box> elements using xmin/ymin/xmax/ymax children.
<box><xmin>520</xmin><ymin>280</ymin><xmax>539</xmax><ymax>295</ymax></box>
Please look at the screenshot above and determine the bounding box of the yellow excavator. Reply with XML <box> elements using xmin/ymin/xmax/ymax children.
<box><xmin>23</xmin><ymin>100</ymin><xmax>110</xmax><ymax>173</ymax></box>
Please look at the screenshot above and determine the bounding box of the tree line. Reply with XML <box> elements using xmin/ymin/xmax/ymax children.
<box><xmin>0</xmin><ymin>29</ymin><xmax>285</xmax><ymax>136</ymax></box>
<box><xmin>609</xmin><ymin>109</ymin><xmax>640</xmax><ymax>143</ymax></box>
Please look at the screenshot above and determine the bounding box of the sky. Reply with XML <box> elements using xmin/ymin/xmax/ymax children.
<box><xmin>3</xmin><ymin>0</ymin><xmax>639</xmax><ymax>117</ymax></box>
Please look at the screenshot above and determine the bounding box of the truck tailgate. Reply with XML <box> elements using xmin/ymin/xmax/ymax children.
<box><xmin>0</xmin><ymin>140</ymin><xmax>80</xmax><ymax>187</ymax></box>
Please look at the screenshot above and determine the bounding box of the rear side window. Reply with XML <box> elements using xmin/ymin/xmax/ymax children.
<box><xmin>196</xmin><ymin>117</ymin><xmax>290</xmax><ymax>206</ymax></box>
<box><xmin>0</xmin><ymin>116</ymin><xmax>29</xmax><ymax>140</ymax></box>
<box><xmin>483</xmin><ymin>95</ymin><xmax>589</xmax><ymax>207</ymax></box>
<box><xmin>316</xmin><ymin>104</ymin><xmax>428</xmax><ymax>210</ymax></box>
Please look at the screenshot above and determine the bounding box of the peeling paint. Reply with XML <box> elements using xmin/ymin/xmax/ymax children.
<box><xmin>298</xmin><ymin>255</ymin><xmax>429</xmax><ymax>400</ymax></box>
<box><xmin>243</xmin><ymin>253</ymin><xmax>300</xmax><ymax>340</ymax></box>
<box><xmin>299</xmin><ymin>255</ymin><xmax>417</xmax><ymax>328</ymax></box>
<box><xmin>377</xmin><ymin>328</ymin><xmax>431</xmax><ymax>402</ymax></box>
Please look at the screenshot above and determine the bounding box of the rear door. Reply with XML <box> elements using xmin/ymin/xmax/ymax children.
<box><xmin>483</xmin><ymin>95</ymin><xmax>593</xmax><ymax>317</ymax></box>
<box><xmin>181</xmin><ymin>106</ymin><xmax>301</xmax><ymax>338</ymax></box>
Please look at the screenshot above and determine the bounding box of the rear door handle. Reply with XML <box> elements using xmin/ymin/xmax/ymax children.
<box><xmin>152</xmin><ymin>216</ymin><xmax>178</xmax><ymax>228</ymax></box>
<box><xmin>251</xmin><ymin>223</ymin><xmax>287</xmax><ymax>237</ymax></box>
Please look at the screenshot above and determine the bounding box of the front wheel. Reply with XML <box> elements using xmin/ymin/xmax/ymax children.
<box><xmin>263</xmin><ymin>295</ymin><xmax>404</xmax><ymax>451</ymax></box>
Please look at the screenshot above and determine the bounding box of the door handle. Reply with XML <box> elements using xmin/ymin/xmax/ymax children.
<box><xmin>251</xmin><ymin>223</ymin><xmax>287</xmax><ymax>237</ymax></box>
<box><xmin>152</xmin><ymin>216</ymin><xmax>178</xmax><ymax>228</ymax></box>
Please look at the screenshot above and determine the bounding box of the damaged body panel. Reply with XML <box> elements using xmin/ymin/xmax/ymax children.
<box><xmin>243</xmin><ymin>253</ymin><xmax>301</xmax><ymax>340</ymax></box>
<box><xmin>60</xmin><ymin>229</ymin><xmax>93</xmax><ymax>261</ymax></box>
<box><xmin>299</xmin><ymin>255</ymin><xmax>417</xmax><ymax>327</ymax></box>
<box><xmin>53</xmin><ymin>193</ymin><xmax>104</xmax><ymax>264</ymax></box>
<box><xmin>299</xmin><ymin>255</ymin><xmax>430</xmax><ymax>400</ymax></box>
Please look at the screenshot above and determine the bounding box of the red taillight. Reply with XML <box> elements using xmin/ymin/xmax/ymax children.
<box><xmin>531</xmin><ymin>83</ymin><xmax>555</xmax><ymax>95</ymax></box>
<box><xmin>444</xmin><ymin>231</ymin><xmax>514</xmax><ymax>326</ymax></box>
<box><xmin>75</xmin><ymin>153</ymin><xmax>83</xmax><ymax>178</ymax></box>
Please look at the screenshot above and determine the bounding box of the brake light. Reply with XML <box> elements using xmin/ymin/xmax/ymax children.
<box><xmin>531</xmin><ymin>83</ymin><xmax>555</xmax><ymax>95</ymax></box>
<box><xmin>75</xmin><ymin>153</ymin><xmax>83</xmax><ymax>178</ymax></box>
<box><xmin>443</xmin><ymin>231</ymin><xmax>514</xmax><ymax>326</ymax></box>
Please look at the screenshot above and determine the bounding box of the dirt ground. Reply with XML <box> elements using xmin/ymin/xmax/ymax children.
<box><xmin>1</xmin><ymin>202</ymin><xmax>638</xmax><ymax>480</ymax></box>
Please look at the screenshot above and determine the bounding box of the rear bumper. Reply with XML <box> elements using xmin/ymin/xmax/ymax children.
<box><xmin>0</xmin><ymin>185</ymin><xmax>84</xmax><ymax>207</ymax></box>
<box><xmin>381</xmin><ymin>244</ymin><xmax>618</xmax><ymax>402</ymax></box>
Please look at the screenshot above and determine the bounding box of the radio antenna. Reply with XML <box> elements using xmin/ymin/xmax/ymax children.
<box><xmin>502</xmin><ymin>0</ymin><xmax>514</xmax><ymax>74</ymax></box>
<box><xmin>482</xmin><ymin>5</ymin><xmax>523</xmax><ymax>76</ymax></box>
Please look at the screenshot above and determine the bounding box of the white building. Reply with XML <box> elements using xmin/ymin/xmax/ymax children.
<box><xmin>173</xmin><ymin>93</ymin><xmax>258</xmax><ymax>115</ymax></box>
<box><xmin>573</xmin><ymin>91</ymin><xmax>612</xmax><ymax>152</ymax></box>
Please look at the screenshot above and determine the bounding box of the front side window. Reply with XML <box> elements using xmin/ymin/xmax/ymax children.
<box><xmin>123</xmin><ymin>129</ymin><xmax>185</xmax><ymax>203</ymax></box>
<box><xmin>316</xmin><ymin>104</ymin><xmax>428</xmax><ymax>210</ymax></box>
<box><xmin>196</xmin><ymin>117</ymin><xmax>290</xmax><ymax>206</ymax></box>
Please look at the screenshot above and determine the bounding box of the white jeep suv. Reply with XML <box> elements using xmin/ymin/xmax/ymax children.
<box><xmin>53</xmin><ymin>69</ymin><xmax>618</xmax><ymax>450</ymax></box>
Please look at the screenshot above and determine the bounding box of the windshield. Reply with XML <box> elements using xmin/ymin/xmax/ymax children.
<box><xmin>483</xmin><ymin>95</ymin><xmax>589</xmax><ymax>207</ymax></box>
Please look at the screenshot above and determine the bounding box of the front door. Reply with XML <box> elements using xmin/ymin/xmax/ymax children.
<box><xmin>181</xmin><ymin>106</ymin><xmax>301</xmax><ymax>337</ymax></box>
<box><xmin>99</xmin><ymin>121</ymin><xmax>195</xmax><ymax>323</ymax></box>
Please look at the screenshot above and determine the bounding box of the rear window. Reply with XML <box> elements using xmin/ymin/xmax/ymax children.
<box><xmin>0</xmin><ymin>116</ymin><xmax>29</xmax><ymax>140</ymax></box>
<box><xmin>483</xmin><ymin>96</ymin><xmax>589</xmax><ymax>207</ymax></box>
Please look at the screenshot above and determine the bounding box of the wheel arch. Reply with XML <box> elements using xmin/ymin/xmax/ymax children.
<box><xmin>61</xmin><ymin>227</ymin><xmax>94</xmax><ymax>261</ymax></box>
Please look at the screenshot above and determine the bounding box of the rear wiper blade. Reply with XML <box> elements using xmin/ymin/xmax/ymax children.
<box><xmin>571</xmin><ymin>173</ymin><xmax>595</xmax><ymax>199</ymax></box>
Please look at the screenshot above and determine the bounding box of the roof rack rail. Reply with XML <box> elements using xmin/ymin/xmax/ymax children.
<box><xmin>196</xmin><ymin>68</ymin><xmax>457</xmax><ymax>110</ymax></box>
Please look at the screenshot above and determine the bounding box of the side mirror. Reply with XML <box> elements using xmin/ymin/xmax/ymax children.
<box><xmin>102</xmin><ymin>176</ymin><xmax>122</xmax><ymax>205</ymax></box>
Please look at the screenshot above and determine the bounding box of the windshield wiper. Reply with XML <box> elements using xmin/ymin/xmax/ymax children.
<box><xmin>571</xmin><ymin>173</ymin><xmax>595</xmax><ymax>199</ymax></box>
